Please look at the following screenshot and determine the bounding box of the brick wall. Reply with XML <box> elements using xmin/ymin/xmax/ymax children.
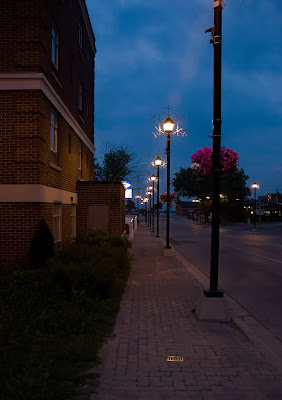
<box><xmin>76</xmin><ymin>181</ymin><xmax>126</xmax><ymax>236</ymax></box>
<box><xmin>0</xmin><ymin>0</ymin><xmax>95</xmax><ymax>142</ymax></box>
<box><xmin>0</xmin><ymin>90</ymin><xmax>93</xmax><ymax>187</ymax></box>
<box><xmin>0</xmin><ymin>202</ymin><xmax>78</xmax><ymax>266</ymax></box>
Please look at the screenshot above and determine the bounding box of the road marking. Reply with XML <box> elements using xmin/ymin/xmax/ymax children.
<box><xmin>221</xmin><ymin>242</ymin><xmax>282</xmax><ymax>264</ymax></box>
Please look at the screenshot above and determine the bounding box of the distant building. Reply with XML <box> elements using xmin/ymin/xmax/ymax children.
<box><xmin>176</xmin><ymin>201</ymin><xmax>199</xmax><ymax>218</ymax></box>
<box><xmin>258</xmin><ymin>192</ymin><xmax>281</xmax><ymax>204</ymax></box>
<box><xmin>0</xmin><ymin>1</ymin><xmax>125</xmax><ymax>266</ymax></box>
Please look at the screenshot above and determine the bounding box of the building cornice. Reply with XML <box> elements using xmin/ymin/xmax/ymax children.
<box><xmin>0</xmin><ymin>73</ymin><xmax>95</xmax><ymax>154</ymax></box>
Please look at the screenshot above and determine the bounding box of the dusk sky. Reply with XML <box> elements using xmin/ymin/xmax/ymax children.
<box><xmin>86</xmin><ymin>0</ymin><xmax>282</xmax><ymax>199</ymax></box>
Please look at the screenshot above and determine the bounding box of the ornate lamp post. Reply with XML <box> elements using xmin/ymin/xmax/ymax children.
<box><xmin>147</xmin><ymin>186</ymin><xmax>153</xmax><ymax>228</ymax></box>
<box><xmin>154</xmin><ymin>156</ymin><xmax>162</xmax><ymax>238</ymax></box>
<box><xmin>150</xmin><ymin>175</ymin><xmax>157</xmax><ymax>233</ymax></box>
<box><xmin>153</xmin><ymin>108</ymin><xmax>186</xmax><ymax>254</ymax></box>
<box><xmin>251</xmin><ymin>182</ymin><xmax>260</xmax><ymax>230</ymax></box>
<box><xmin>135</xmin><ymin>195</ymin><xmax>141</xmax><ymax>224</ymax></box>
<box><xmin>163</xmin><ymin>117</ymin><xmax>175</xmax><ymax>249</ymax></box>
<box><xmin>143</xmin><ymin>197</ymin><xmax>149</xmax><ymax>224</ymax></box>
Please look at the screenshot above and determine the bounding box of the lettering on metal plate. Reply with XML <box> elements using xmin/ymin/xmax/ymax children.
<box><xmin>167</xmin><ymin>356</ymin><xmax>184</xmax><ymax>362</ymax></box>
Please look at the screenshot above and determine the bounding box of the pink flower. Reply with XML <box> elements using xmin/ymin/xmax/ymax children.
<box><xmin>191</xmin><ymin>147</ymin><xmax>238</xmax><ymax>176</ymax></box>
<box><xmin>159</xmin><ymin>192</ymin><xmax>177</xmax><ymax>202</ymax></box>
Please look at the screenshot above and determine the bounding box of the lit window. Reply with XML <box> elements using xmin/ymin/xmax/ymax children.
<box><xmin>53</xmin><ymin>202</ymin><xmax>62</xmax><ymax>243</ymax></box>
<box><xmin>50</xmin><ymin>110</ymin><xmax>58</xmax><ymax>164</ymax></box>
<box><xmin>52</xmin><ymin>25</ymin><xmax>59</xmax><ymax>70</ymax></box>
<box><xmin>78</xmin><ymin>23</ymin><xmax>83</xmax><ymax>50</ymax></box>
<box><xmin>71</xmin><ymin>204</ymin><xmax>76</xmax><ymax>239</ymax></box>
<box><xmin>78</xmin><ymin>81</ymin><xmax>83</xmax><ymax>112</ymax></box>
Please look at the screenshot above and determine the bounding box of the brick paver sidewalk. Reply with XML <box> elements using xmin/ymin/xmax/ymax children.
<box><xmin>87</xmin><ymin>223</ymin><xmax>282</xmax><ymax>400</ymax></box>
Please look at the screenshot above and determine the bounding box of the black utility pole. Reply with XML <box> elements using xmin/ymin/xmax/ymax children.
<box><xmin>205</xmin><ymin>0</ymin><xmax>223</xmax><ymax>297</ymax></box>
<box><xmin>165</xmin><ymin>134</ymin><xmax>171</xmax><ymax>249</ymax></box>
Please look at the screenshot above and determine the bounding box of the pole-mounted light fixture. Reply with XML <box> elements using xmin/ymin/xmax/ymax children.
<box><xmin>163</xmin><ymin>117</ymin><xmax>175</xmax><ymax>133</ymax></box>
<box><xmin>154</xmin><ymin>156</ymin><xmax>162</xmax><ymax>238</ymax></box>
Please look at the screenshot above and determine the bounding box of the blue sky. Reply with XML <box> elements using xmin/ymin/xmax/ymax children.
<box><xmin>86</xmin><ymin>0</ymin><xmax>282</xmax><ymax>199</ymax></box>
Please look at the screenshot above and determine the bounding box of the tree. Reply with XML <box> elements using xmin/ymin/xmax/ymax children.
<box><xmin>94</xmin><ymin>144</ymin><xmax>140</xmax><ymax>182</ymax></box>
<box><xmin>126</xmin><ymin>199</ymin><xmax>137</xmax><ymax>214</ymax></box>
<box><xmin>172</xmin><ymin>167</ymin><xmax>251</xmax><ymax>222</ymax></box>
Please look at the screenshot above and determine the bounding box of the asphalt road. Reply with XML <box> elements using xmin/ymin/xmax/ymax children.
<box><xmin>159</xmin><ymin>215</ymin><xmax>282</xmax><ymax>343</ymax></box>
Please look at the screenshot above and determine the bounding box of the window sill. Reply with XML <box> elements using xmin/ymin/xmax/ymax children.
<box><xmin>51</xmin><ymin>71</ymin><xmax>63</xmax><ymax>88</ymax></box>
<box><xmin>49</xmin><ymin>162</ymin><xmax>61</xmax><ymax>172</ymax></box>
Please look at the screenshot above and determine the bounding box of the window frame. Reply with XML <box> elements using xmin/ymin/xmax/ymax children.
<box><xmin>50</xmin><ymin>109</ymin><xmax>58</xmax><ymax>158</ymax></box>
<box><xmin>78</xmin><ymin>81</ymin><xmax>83</xmax><ymax>112</ymax></box>
<box><xmin>78</xmin><ymin>141</ymin><xmax>82</xmax><ymax>175</ymax></box>
<box><xmin>51</xmin><ymin>24</ymin><xmax>59</xmax><ymax>70</ymax></box>
<box><xmin>78</xmin><ymin>23</ymin><xmax>83</xmax><ymax>51</ymax></box>
<box><xmin>71</xmin><ymin>204</ymin><xmax>76</xmax><ymax>239</ymax></box>
<box><xmin>53</xmin><ymin>202</ymin><xmax>62</xmax><ymax>243</ymax></box>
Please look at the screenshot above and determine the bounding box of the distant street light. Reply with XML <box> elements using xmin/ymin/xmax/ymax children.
<box><xmin>154</xmin><ymin>156</ymin><xmax>162</xmax><ymax>238</ymax></box>
<box><xmin>143</xmin><ymin>197</ymin><xmax>149</xmax><ymax>224</ymax></box>
<box><xmin>150</xmin><ymin>175</ymin><xmax>157</xmax><ymax>233</ymax></box>
<box><xmin>147</xmin><ymin>186</ymin><xmax>153</xmax><ymax>228</ymax></box>
<box><xmin>135</xmin><ymin>195</ymin><xmax>141</xmax><ymax>224</ymax></box>
<box><xmin>251</xmin><ymin>182</ymin><xmax>260</xmax><ymax>230</ymax></box>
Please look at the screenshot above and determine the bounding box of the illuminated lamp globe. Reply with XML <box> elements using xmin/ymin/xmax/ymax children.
<box><xmin>163</xmin><ymin>117</ymin><xmax>175</xmax><ymax>133</ymax></box>
<box><xmin>155</xmin><ymin>156</ymin><xmax>162</xmax><ymax>166</ymax></box>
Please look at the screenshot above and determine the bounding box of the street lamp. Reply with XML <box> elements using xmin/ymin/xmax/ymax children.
<box><xmin>163</xmin><ymin>117</ymin><xmax>175</xmax><ymax>250</ymax></box>
<box><xmin>154</xmin><ymin>156</ymin><xmax>162</xmax><ymax>238</ymax></box>
<box><xmin>143</xmin><ymin>197</ymin><xmax>149</xmax><ymax>224</ymax></box>
<box><xmin>135</xmin><ymin>195</ymin><xmax>141</xmax><ymax>224</ymax></box>
<box><xmin>251</xmin><ymin>182</ymin><xmax>260</xmax><ymax>230</ymax></box>
<box><xmin>150</xmin><ymin>175</ymin><xmax>157</xmax><ymax>233</ymax></box>
<box><xmin>147</xmin><ymin>186</ymin><xmax>153</xmax><ymax>228</ymax></box>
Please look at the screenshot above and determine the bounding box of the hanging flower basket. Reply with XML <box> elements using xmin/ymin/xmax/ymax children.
<box><xmin>154</xmin><ymin>201</ymin><xmax>163</xmax><ymax>210</ymax></box>
<box><xmin>159</xmin><ymin>192</ymin><xmax>177</xmax><ymax>203</ymax></box>
<box><xmin>191</xmin><ymin>146</ymin><xmax>238</xmax><ymax>176</ymax></box>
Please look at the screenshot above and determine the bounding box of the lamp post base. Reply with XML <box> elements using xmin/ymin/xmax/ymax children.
<box><xmin>196</xmin><ymin>291</ymin><xmax>231</xmax><ymax>322</ymax></box>
<box><xmin>204</xmin><ymin>289</ymin><xmax>223</xmax><ymax>298</ymax></box>
<box><xmin>163</xmin><ymin>247</ymin><xmax>174</xmax><ymax>257</ymax></box>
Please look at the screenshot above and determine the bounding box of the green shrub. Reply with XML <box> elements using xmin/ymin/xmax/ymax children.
<box><xmin>29</xmin><ymin>219</ymin><xmax>54</xmax><ymax>268</ymax></box>
<box><xmin>76</xmin><ymin>226</ymin><xmax>131</xmax><ymax>249</ymax></box>
<box><xmin>0</xmin><ymin>228</ymin><xmax>131</xmax><ymax>399</ymax></box>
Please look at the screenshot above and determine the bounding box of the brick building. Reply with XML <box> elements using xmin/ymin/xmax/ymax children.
<box><xmin>0</xmin><ymin>0</ymin><xmax>125</xmax><ymax>266</ymax></box>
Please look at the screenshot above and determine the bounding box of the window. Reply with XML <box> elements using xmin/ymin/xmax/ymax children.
<box><xmin>53</xmin><ymin>202</ymin><xmax>62</xmax><ymax>243</ymax></box>
<box><xmin>78</xmin><ymin>23</ymin><xmax>83</xmax><ymax>50</ymax></box>
<box><xmin>52</xmin><ymin>24</ymin><xmax>59</xmax><ymax>70</ymax></box>
<box><xmin>78</xmin><ymin>81</ymin><xmax>83</xmax><ymax>112</ymax></box>
<box><xmin>71</xmin><ymin>204</ymin><xmax>76</xmax><ymax>239</ymax></box>
<box><xmin>78</xmin><ymin>141</ymin><xmax>82</xmax><ymax>177</ymax></box>
<box><xmin>50</xmin><ymin>110</ymin><xmax>58</xmax><ymax>164</ymax></box>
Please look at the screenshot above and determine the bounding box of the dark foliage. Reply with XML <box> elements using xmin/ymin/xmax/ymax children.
<box><xmin>29</xmin><ymin>219</ymin><xmax>54</xmax><ymax>268</ymax></box>
<box><xmin>0</xmin><ymin>228</ymin><xmax>131</xmax><ymax>400</ymax></box>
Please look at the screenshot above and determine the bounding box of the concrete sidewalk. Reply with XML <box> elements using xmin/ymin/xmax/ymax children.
<box><xmin>87</xmin><ymin>222</ymin><xmax>282</xmax><ymax>400</ymax></box>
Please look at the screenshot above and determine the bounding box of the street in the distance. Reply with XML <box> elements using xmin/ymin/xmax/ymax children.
<box><xmin>160</xmin><ymin>216</ymin><xmax>282</xmax><ymax>343</ymax></box>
